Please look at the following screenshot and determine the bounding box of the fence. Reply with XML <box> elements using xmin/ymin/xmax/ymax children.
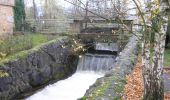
<box><xmin>26</xmin><ymin>19</ymin><xmax>74</xmax><ymax>34</ymax></box>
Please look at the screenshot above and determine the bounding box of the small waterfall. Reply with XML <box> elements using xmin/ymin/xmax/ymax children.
<box><xmin>95</xmin><ymin>43</ymin><xmax>118</xmax><ymax>52</ymax></box>
<box><xmin>77</xmin><ymin>53</ymin><xmax>116</xmax><ymax>72</ymax></box>
<box><xmin>27</xmin><ymin>42</ymin><xmax>117</xmax><ymax>100</ymax></box>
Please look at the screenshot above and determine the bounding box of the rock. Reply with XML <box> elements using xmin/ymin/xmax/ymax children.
<box><xmin>0</xmin><ymin>37</ymin><xmax>78</xmax><ymax>100</ymax></box>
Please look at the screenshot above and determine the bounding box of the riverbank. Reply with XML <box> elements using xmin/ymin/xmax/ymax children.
<box><xmin>0</xmin><ymin>36</ymin><xmax>79</xmax><ymax>99</ymax></box>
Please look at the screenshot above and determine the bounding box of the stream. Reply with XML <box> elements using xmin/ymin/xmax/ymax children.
<box><xmin>27</xmin><ymin>43</ymin><xmax>116</xmax><ymax>100</ymax></box>
<box><xmin>27</xmin><ymin>71</ymin><xmax>103</xmax><ymax>100</ymax></box>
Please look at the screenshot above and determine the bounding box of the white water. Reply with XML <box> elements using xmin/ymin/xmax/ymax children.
<box><xmin>27</xmin><ymin>52</ymin><xmax>116</xmax><ymax>100</ymax></box>
<box><xmin>77</xmin><ymin>53</ymin><xmax>115</xmax><ymax>72</ymax></box>
<box><xmin>95</xmin><ymin>43</ymin><xmax>118</xmax><ymax>52</ymax></box>
<box><xmin>26</xmin><ymin>71</ymin><xmax>104</xmax><ymax>100</ymax></box>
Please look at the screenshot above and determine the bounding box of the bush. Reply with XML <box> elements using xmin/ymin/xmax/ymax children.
<box><xmin>0</xmin><ymin>34</ymin><xmax>60</xmax><ymax>59</ymax></box>
<box><xmin>0</xmin><ymin>35</ymin><xmax>32</xmax><ymax>58</ymax></box>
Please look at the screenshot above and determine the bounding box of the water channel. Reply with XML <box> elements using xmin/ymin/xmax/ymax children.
<box><xmin>27</xmin><ymin>43</ymin><xmax>116</xmax><ymax>100</ymax></box>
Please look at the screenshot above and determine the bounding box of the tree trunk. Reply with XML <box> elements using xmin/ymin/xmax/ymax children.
<box><xmin>33</xmin><ymin>0</ymin><xmax>38</xmax><ymax>31</ymax></box>
<box><xmin>143</xmin><ymin>30</ymin><xmax>165</xmax><ymax>100</ymax></box>
<box><xmin>85</xmin><ymin>1</ymin><xmax>89</xmax><ymax>29</ymax></box>
<box><xmin>142</xmin><ymin>28</ymin><xmax>156</xmax><ymax>100</ymax></box>
<box><xmin>142</xmin><ymin>0</ymin><xmax>168</xmax><ymax>99</ymax></box>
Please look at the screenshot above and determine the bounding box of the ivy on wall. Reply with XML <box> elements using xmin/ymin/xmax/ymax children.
<box><xmin>13</xmin><ymin>0</ymin><xmax>26</xmax><ymax>31</ymax></box>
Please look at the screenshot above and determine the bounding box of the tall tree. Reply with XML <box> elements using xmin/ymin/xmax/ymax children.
<box><xmin>133</xmin><ymin>0</ymin><xmax>169</xmax><ymax>99</ymax></box>
<box><xmin>32</xmin><ymin>0</ymin><xmax>37</xmax><ymax>20</ymax></box>
<box><xmin>43</xmin><ymin>0</ymin><xmax>63</xmax><ymax>19</ymax></box>
<box><xmin>14</xmin><ymin>0</ymin><xmax>26</xmax><ymax>31</ymax></box>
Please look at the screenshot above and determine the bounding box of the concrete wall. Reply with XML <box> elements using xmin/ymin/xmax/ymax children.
<box><xmin>0</xmin><ymin>0</ymin><xmax>14</xmax><ymax>39</ymax></box>
<box><xmin>70</xmin><ymin>20</ymin><xmax>133</xmax><ymax>34</ymax></box>
<box><xmin>70</xmin><ymin>21</ymin><xmax>83</xmax><ymax>33</ymax></box>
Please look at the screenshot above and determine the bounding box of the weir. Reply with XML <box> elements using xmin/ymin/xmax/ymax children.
<box><xmin>95</xmin><ymin>43</ymin><xmax>118</xmax><ymax>52</ymax></box>
<box><xmin>77</xmin><ymin>53</ymin><xmax>116</xmax><ymax>72</ymax></box>
<box><xmin>27</xmin><ymin>42</ymin><xmax>117</xmax><ymax>100</ymax></box>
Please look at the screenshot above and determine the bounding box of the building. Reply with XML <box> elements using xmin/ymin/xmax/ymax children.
<box><xmin>0</xmin><ymin>0</ymin><xmax>14</xmax><ymax>39</ymax></box>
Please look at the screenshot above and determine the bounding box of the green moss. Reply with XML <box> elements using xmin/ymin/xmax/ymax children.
<box><xmin>78</xmin><ymin>97</ymin><xmax>87</xmax><ymax>100</ymax></box>
<box><xmin>84</xmin><ymin>75</ymin><xmax>127</xmax><ymax>100</ymax></box>
<box><xmin>53</xmin><ymin>64</ymin><xmax>69</xmax><ymax>79</ymax></box>
<box><xmin>114</xmin><ymin>96</ymin><xmax>122</xmax><ymax>100</ymax></box>
<box><xmin>114</xmin><ymin>77</ymin><xmax>127</xmax><ymax>100</ymax></box>
<box><xmin>30</xmin><ymin>34</ymin><xmax>60</xmax><ymax>46</ymax></box>
<box><xmin>112</xmin><ymin>76</ymin><xmax>126</xmax><ymax>92</ymax></box>
<box><xmin>82</xmin><ymin>79</ymin><xmax>111</xmax><ymax>100</ymax></box>
<box><xmin>54</xmin><ymin>71</ymin><xmax>65</xmax><ymax>79</ymax></box>
<box><xmin>0</xmin><ymin>70</ymin><xmax>9</xmax><ymax>77</ymax></box>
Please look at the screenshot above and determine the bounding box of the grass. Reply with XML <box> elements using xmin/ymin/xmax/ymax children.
<box><xmin>30</xmin><ymin>34</ymin><xmax>58</xmax><ymax>46</ymax></box>
<box><xmin>164</xmin><ymin>44</ymin><xmax>170</xmax><ymax>67</ymax></box>
<box><xmin>148</xmin><ymin>43</ymin><xmax>170</xmax><ymax>68</ymax></box>
<box><xmin>0</xmin><ymin>36</ymin><xmax>67</xmax><ymax>66</ymax></box>
<box><xmin>0</xmin><ymin>33</ymin><xmax>60</xmax><ymax>60</ymax></box>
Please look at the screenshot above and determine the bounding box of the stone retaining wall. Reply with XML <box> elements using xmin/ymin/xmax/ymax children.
<box><xmin>81</xmin><ymin>35</ymin><xmax>139</xmax><ymax>100</ymax></box>
<box><xmin>0</xmin><ymin>37</ymin><xmax>78</xmax><ymax>100</ymax></box>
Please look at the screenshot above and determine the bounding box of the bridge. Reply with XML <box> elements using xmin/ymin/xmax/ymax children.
<box><xmin>26</xmin><ymin>18</ymin><xmax>133</xmax><ymax>51</ymax></box>
<box><xmin>72</xmin><ymin>19</ymin><xmax>133</xmax><ymax>52</ymax></box>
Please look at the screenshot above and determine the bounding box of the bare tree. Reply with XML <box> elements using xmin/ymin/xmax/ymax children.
<box><xmin>33</xmin><ymin>0</ymin><xmax>37</xmax><ymax>20</ymax></box>
<box><xmin>133</xmin><ymin>0</ymin><xmax>169</xmax><ymax>99</ymax></box>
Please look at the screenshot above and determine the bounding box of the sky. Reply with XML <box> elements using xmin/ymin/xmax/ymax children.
<box><xmin>24</xmin><ymin>0</ymin><xmax>141</xmax><ymax>20</ymax></box>
<box><xmin>24</xmin><ymin>0</ymin><xmax>71</xmax><ymax>8</ymax></box>
<box><xmin>24</xmin><ymin>0</ymin><xmax>74</xmax><ymax>17</ymax></box>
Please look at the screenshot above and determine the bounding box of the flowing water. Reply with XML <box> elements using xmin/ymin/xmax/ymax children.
<box><xmin>77</xmin><ymin>53</ymin><xmax>116</xmax><ymax>72</ymax></box>
<box><xmin>27</xmin><ymin>71</ymin><xmax>103</xmax><ymax>100</ymax></box>
<box><xmin>95</xmin><ymin>43</ymin><xmax>118</xmax><ymax>52</ymax></box>
<box><xmin>27</xmin><ymin>53</ymin><xmax>116</xmax><ymax>100</ymax></box>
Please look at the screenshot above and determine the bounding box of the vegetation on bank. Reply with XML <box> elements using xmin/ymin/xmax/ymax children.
<box><xmin>79</xmin><ymin>75</ymin><xmax>127</xmax><ymax>100</ymax></box>
<box><xmin>164</xmin><ymin>44</ymin><xmax>170</xmax><ymax>67</ymax></box>
<box><xmin>0</xmin><ymin>34</ymin><xmax>61</xmax><ymax>61</ymax></box>
<box><xmin>0</xmin><ymin>70</ymin><xmax>9</xmax><ymax>77</ymax></box>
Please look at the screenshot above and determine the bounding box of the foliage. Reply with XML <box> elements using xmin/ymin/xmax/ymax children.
<box><xmin>164</xmin><ymin>44</ymin><xmax>170</xmax><ymax>67</ymax></box>
<box><xmin>133</xmin><ymin>0</ymin><xmax>169</xmax><ymax>99</ymax></box>
<box><xmin>0</xmin><ymin>36</ymin><xmax>66</xmax><ymax>66</ymax></box>
<box><xmin>123</xmin><ymin>55</ymin><xmax>170</xmax><ymax>100</ymax></box>
<box><xmin>14</xmin><ymin>0</ymin><xmax>26</xmax><ymax>31</ymax></box>
<box><xmin>0</xmin><ymin>34</ymin><xmax>60</xmax><ymax>60</ymax></box>
<box><xmin>123</xmin><ymin>57</ymin><xmax>144</xmax><ymax>100</ymax></box>
<box><xmin>0</xmin><ymin>70</ymin><xmax>9</xmax><ymax>77</ymax></box>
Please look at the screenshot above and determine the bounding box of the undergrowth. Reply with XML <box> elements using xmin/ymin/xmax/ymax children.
<box><xmin>0</xmin><ymin>34</ymin><xmax>60</xmax><ymax>60</ymax></box>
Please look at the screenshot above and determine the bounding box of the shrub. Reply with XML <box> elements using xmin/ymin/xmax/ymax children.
<box><xmin>0</xmin><ymin>34</ymin><xmax>59</xmax><ymax>60</ymax></box>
